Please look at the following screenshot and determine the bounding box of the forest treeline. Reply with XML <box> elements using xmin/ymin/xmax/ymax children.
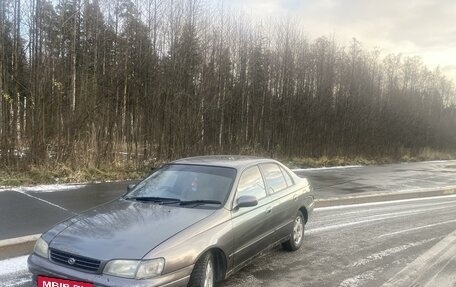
<box><xmin>1</xmin><ymin>0</ymin><xmax>456</xmax><ymax>169</ymax></box>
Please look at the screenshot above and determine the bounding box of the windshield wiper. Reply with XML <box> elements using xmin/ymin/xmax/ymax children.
<box><xmin>125</xmin><ymin>196</ymin><xmax>181</xmax><ymax>203</ymax></box>
<box><xmin>128</xmin><ymin>197</ymin><xmax>221</xmax><ymax>206</ymax></box>
<box><xmin>178</xmin><ymin>200</ymin><xmax>221</xmax><ymax>206</ymax></box>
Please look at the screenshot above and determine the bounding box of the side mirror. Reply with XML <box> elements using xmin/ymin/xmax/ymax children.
<box><xmin>126</xmin><ymin>183</ymin><xmax>136</xmax><ymax>192</ymax></box>
<box><xmin>236</xmin><ymin>195</ymin><xmax>258</xmax><ymax>209</ymax></box>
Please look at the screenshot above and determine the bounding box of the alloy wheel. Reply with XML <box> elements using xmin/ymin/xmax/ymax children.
<box><xmin>293</xmin><ymin>215</ymin><xmax>303</xmax><ymax>245</ymax></box>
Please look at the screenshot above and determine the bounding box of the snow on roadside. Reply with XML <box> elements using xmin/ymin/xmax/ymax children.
<box><xmin>401</xmin><ymin>159</ymin><xmax>456</xmax><ymax>164</ymax></box>
<box><xmin>0</xmin><ymin>255</ymin><xmax>28</xmax><ymax>277</ymax></box>
<box><xmin>292</xmin><ymin>165</ymin><xmax>362</xmax><ymax>172</ymax></box>
<box><xmin>0</xmin><ymin>183</ymin><xmax>87</xmax><ymax>193</ymax></box>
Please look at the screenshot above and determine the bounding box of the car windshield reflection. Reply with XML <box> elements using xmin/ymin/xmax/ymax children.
<box><xmin>125</xmin><ymin>164</ymin><xmax>236</xmax><ymax>207</ymax></box>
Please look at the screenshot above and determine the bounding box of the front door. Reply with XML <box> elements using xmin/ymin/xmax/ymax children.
<box><xmin>231</xmin><ymin>165</ymin><xmax>273</xmax><ymax>267</ymax></box>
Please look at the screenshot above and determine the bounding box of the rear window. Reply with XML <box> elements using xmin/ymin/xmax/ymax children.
<box><xmin>280</xmin><ymin>166</ymin><xmax>294</xmax><ymax>187</ymax></box>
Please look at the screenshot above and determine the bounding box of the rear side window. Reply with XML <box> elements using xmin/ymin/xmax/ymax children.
<box><xmin>280</xmin><ymin>166</ymin><xmax>294</xmax><ymax>187</ymax></box>
<box><xmin>236</xmin><ymin>166</ymin><xmax>267</xmax><ymax>200</ymax></box>
<box><xmin>261</xmin><ymin>163</ymin><xmax>287</xmax><ymax>193</ymax></box>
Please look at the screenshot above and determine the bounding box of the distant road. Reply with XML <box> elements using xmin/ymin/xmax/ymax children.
<box><xmin>1</xmin><ymin>160</ymin><xmax>456</xmax><ymax>240</ymax></box>
<box><xmin>295</xmin><ymin>160</ymin><xmax>456</xmax><ymax>198</ymax></box>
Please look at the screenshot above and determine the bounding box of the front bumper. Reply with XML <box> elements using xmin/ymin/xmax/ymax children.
<box><xmin>28</xmin><ymin>254</ymin><xmax>192</xmax><ymax>287</ymax></box>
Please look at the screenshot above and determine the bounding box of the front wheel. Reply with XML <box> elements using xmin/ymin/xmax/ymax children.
<box><xmin>188</xmin><ymin>252</ymin><xmax>215</xmax><ymax>287</ymax></box>
<box><xmin>283</xmin><ymin>210</ymin><xmax>305</xmax><ymax>251</ymax></box>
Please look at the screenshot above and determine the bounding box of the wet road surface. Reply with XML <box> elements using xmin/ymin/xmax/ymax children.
<box><xmin>2</xmin><ymin>160</ymin><xmax>456</xmax><ymax>240</ymax></box>
<box><xmin>2</xmin><ymin>194</ymin><xmax>456</xmax><ymax>287</ymax></box>
<box><xmin>295</xmin><ymin>160</ymin><xmax>456</xmax><ymax>198</ymax></box>
<box><xmin>0</xmin><ymin>182</ymin><xmax>133</xmax><ymax>240</ymax></box>
<box><xmin>219</xmin><ymin>194</ymin><xmax>456</xmax><ymax>287</ymax></box>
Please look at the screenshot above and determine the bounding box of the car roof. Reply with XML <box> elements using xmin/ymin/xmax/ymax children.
<box><xmin>171</xmin><ymin>155</ymin><xmax>276</xmax><ymax>170</ymax></box>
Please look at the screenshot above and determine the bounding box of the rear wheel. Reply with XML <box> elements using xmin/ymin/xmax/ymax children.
<box><xmin>283</xmin><ymin>210</ymin><xmax>305</xmax><ymax>251</ymax></box>
<box><xmin>188</xmin><ymin>252</ymin><xmax>215</xmax><ymax>287</ymax></box>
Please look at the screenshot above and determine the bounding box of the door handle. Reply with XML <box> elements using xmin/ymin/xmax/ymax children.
<box><xmin>266</xmin><ymin>206</ymin><xmax>273</xmax><ymax>214</ymax></box>
<box><xmin>293</xmin><ymin>194</ymin><xmax>298</xmax><ymax>201</ymax></box>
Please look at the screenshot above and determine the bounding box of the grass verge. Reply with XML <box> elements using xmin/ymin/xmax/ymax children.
<box><xmin>285</xmin><ymin>149</ymin><xmax>456</xmax><ymax>169</ymax></box>
<box><xmin>0</xmin><ymin>163</ymin><xmax>149</xmax><ymax>187</ymax></box>
<box><xmin>1</xmin><ymin>150</ymin><xmax>456</xmax><ymax>187</ymax></box>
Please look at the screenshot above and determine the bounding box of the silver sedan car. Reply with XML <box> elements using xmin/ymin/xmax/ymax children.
<box><xmin>28</xmin><ymin>156</ymin><xmax>314</xmax><ymax>287</ymax></box>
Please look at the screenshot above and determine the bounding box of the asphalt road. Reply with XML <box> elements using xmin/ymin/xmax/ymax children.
<box><xmin>0</xmin><ymin>182</ymin><xmax>133</xmax><ymax>240</ymax></box>
<box><xmin>1</xmin><ymin>160</ymin><xmax>456</xmax><ymax>240</ymax></box>
<box><xmin>219</xmin><ymin>194</ymin><xmax>456</xmax><ymax>287</ymax></box>
<box><xmin>2</xmin><ymin>194</ymin><xmax>456</xmax><ymax>287</ymax></box>
<box><xmin>295</xmin><ymin>160</ymin><xmax>456</xmax><ymax>198</ymax></box>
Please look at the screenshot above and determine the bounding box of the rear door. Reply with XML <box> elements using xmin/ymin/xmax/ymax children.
<box><xmin>231</xmin><ymin>165</ymin><xmax>274</xmax><ymax>266</ymax></box>
<box><xmin>260</xmin><ymin>163</ymin><xmax>300</xmax><ymax>241</ymax></box>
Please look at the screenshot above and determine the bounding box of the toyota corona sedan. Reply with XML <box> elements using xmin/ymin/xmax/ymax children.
<box><xmin>28</xmin><ymin>156</ymin><xmax>314</xmax><ymax>287</ymax></box>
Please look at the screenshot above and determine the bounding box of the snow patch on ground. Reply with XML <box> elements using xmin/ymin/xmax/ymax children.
<box><xmin>401</xmin><ymin>159</ymin><xmax>456</xmax><ymax>164</ymax></box>
<box><xmin>0</xmin><ymin>276</ymin><xmax>31</xmax><ymax>287</ymax></box>
<box><xmin>339</xmin><ymin>270</ymin><xmax>375</xmax><ymax>287</ymax></box>
<box><xmin>0</xmin><ymin>183</ymin><xmax>87</xmax><ymax>193</ymax></box>
<box><xmin>292</xmin><ymin>165</ymin><xmax>363</xmax><ymax>172</ymax></box>
<box><xmin>228</xmin><ymin>274</ymin><xmax>264</xmax><ymax>287</ymax></box>
<box><xmin>0</xmin><ymin>255</ymin><xmax>28</xmax><ymax>277</ymax></box>
<box><xmin>352</xmin><ymin>237</ymin><xmax>439</xmax><ymax>268</ymax></box>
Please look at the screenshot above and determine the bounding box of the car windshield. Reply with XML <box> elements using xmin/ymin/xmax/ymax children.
<box><xmin>125</xmin><ymin>164</ymin><xmax>236</xmax><ymax>207</ymax></box>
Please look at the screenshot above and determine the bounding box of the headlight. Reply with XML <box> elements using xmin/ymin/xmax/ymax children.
<box><xmin>103</xmin><ymin>258</ymin><xmax>164</xmax><ymax>279</ymax></box>
<box><xmin>33</xmin><ymin>237</ymin><xmax>49</xmax><ymax>258</ymax></box>
<box><xmin>136</xmin><ymin>258</ymin><xmax>165</xmax><ymax>279</ymax></box>
<box><xmin>104</xmin><ymin>260</ymin><xmax>139</xmax><ymax>278</ymax></box>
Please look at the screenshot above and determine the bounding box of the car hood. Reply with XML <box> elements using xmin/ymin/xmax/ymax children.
<box><xmin>48</xmin><ymin>199</ymin><xmax>215</xmax><ymax>260</ymax></box>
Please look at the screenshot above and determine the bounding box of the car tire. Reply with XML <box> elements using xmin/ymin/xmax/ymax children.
<box><xmin>283</xmin><ymin>210</ymin><xmax>305</xmax><ymax>251</ymax></box>
<box><xmin>188</xmin><ymin>252</ymin><xmax>216</xmax><ymax>287</ymax></box>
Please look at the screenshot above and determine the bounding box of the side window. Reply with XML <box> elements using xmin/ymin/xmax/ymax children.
<box><xmin>236</xmin><ymin>166</ymin><xmax>267</xmax><ymax>200</ymax></box>
<box><xmin>280</xmin><ymin>166</ymin><xmax>294</xmax><ymax>187</ymax></box>
<box><xmin>261</xmin><ymin>163</ymin><xmax>287</xmax><ymax>193</ymax></box>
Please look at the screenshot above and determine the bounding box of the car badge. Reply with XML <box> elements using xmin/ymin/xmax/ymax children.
<box><xmin>68</xmin><ymin>258</ymin><xmax>76</xmax><ymax>265</ymax></box>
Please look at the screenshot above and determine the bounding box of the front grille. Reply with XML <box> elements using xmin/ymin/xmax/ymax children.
<box><xmin>50</xmin><ymin>248</ymin><xmax>101</xmax><ymax>273</ymax></box>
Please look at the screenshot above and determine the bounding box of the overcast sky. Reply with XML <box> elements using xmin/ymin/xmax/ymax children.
<box><xmin>224</xmin><ymin>0</ymin><xmax>456</xmax><ymax>82</ymax></box>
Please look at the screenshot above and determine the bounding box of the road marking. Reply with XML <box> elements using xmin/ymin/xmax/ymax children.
<box><xmin>14</xmin><ymin>190</ymin><xmax>71</xmax><ymax>212</ymax></box>
<box><xmin>308</xmin><ymin>205</ymin><xmax>454</xmax><ymax>234</ymax></box>
<box><xmin>0</xmin><ymin>234</ymin><xmax>41</xmax><ymax>248</ymax></box>
<box><xmin>314</xmin><ymin>193</ymin><xmax>456</xmax><ymax>211</ymax></box>
<box><xmin>307</xmin><ymin>213</ymin><xmax>404</xmax><ymax>234</ymax></box>
<box><xmin>382</xmin><ymin>228</ymin><xmax>456</xmax><ymax>286</ymax></box>
<box><xmin>378</xmin><ymin>219</ymin><xmax>456</xmax><ymax>238</ymax></box>
<box><xmin>313</xmin><ymin>203</ymin><xmax>456</xmax><ymax>226</ymax></box>
<box><xmin>0</xmin><ymin>255</ymin><xmax>28</xmax><ymax>277</ymax></box>
<box><xmin>336</xmin><ymin>199</ymin><xmax>456</xmax><ymax>216</ymax></box>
